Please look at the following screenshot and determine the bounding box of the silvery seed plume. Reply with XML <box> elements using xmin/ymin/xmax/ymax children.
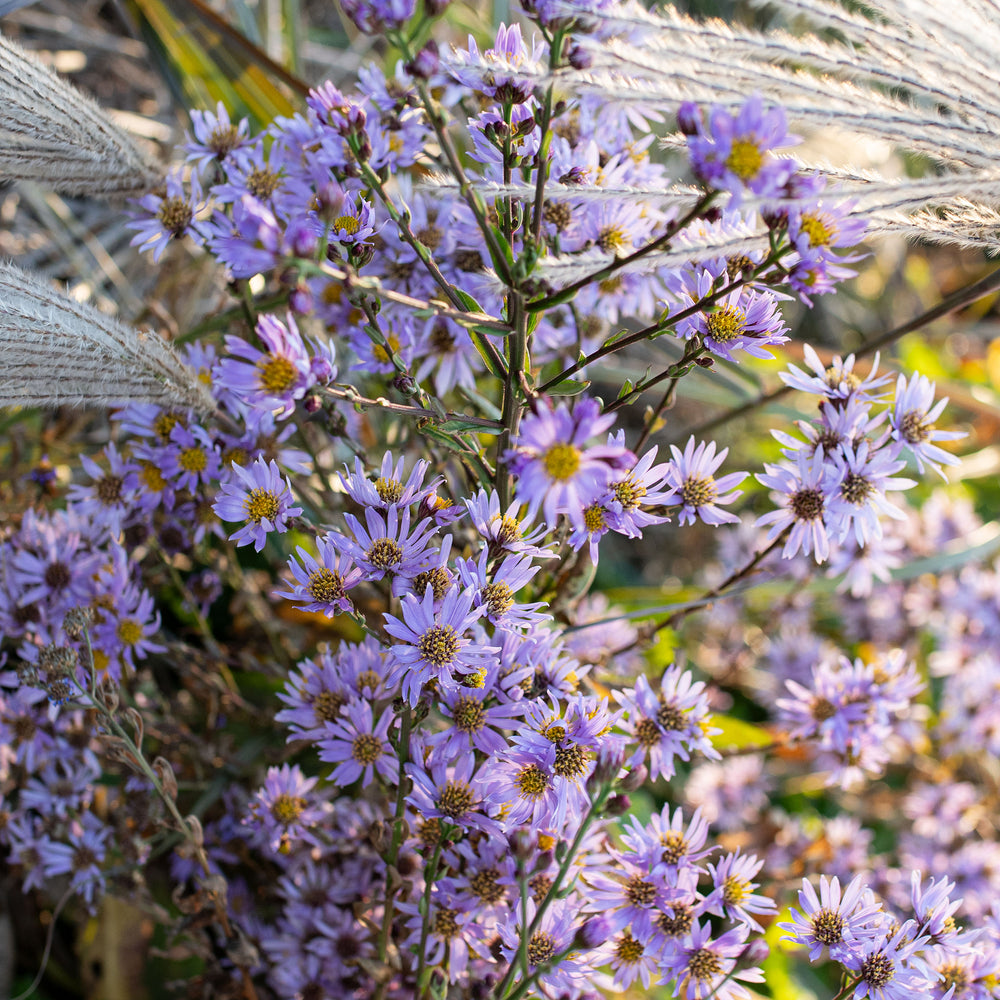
<box><xmin>0</xmin><ymin>32</ymin><xmax>161</xmax><ymax>196</ymax></box>
<box><xmin>0</xmin><ymin>262</ymin><xmax>214</xmax><ymax>412</ymax></box>
<box><xmin>554</xmin><ymin>0</ymin><xmax>1000</xmax><ymax>252</ymax></box>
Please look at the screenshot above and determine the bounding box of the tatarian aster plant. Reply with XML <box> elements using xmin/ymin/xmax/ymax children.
<box><xmin>217</xmin><ymin>313</ymin><xmax>321</xmax><ymax>416</ymax></box>
<box><xmin>665</xmin><ymin>920</ymin><xmax>764</xmax><ymax>1000</ymax></box>
<box><xmin>702</xmin><ymin>850</ymin><xmax>776</xmax><ymax>932</ymax></box>
<box><xmin>315</xmin><ymin>699</ymin><xmax>398</xmax><ymax>788</ymax></box>
<box><xmin>212</xmin><ymin>457</ymin><xmax>303</xmax><ymax>552</ymax></box>
<box><xmin>616</xmin><ymin>667</ymin><xmax>720</xmax><ymax>781</ymax></box>
<box><xmin>383</xmin><ymin>586</ymin><xmax>497</xmax><ymax>704</ymax></box>
<box><xmin>661</xmin><ymin>437</ymin><xmax>746</xmax><ymax>526</ymax></box>
<box><xmin>781</xmin><ymin>345</ymin><xmax>891</xmax><ymax>403</ymax></box>
<box><xmin>890</xmin><ymin>373</ymin><xmax>964</xmax><ymax>477</ymax></box>
<box><xmin>756</xmin><ymin>446</ymin><xmax>839</xmax><ymax>562</ymax></box>
<box><xmin>274</xmin><ymin>536</ymin><xmax>364</xmax><ymax>617</ymax></box>
<box><xmin>684</xmin><ymin>93</ymin><xmax>798</xmax><ymax>203</ymax></box>
<box><xmin>779</xmin><ymin>874</ymin><xmax>882</xmax><ymax>962</ymax></box>
<box><xmin>506</xmin><ymin>396</ymin><xmax>633</xmax><ymax>530</ymax></box>
<box><xmin>405</xmin><ymin>746</ymin><xmax>502</xmax><ymax>838</ymax></box>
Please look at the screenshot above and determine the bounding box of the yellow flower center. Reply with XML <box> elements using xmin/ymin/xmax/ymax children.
<box><xmin>724</xmin><ymin>138</ymin><xmax>764</xmax><ymax>180</ymax></box>
<box><xmin>800</xmin><ymin>213</ymin><xmax>835</xmax><ymax>247</ymax></box>
<box><xmin>244</xmin><ymin>488</ymin><xmax>280</xmax><ymax>524</ymax></box>
<box><xmin>179</xmin><ymin>447</ymin><xmax>208</xmax><ymax>474</ymax></box>
<box><xmin>542</xmin><ymin>442</ymin><xmax>581</xmax><ymax>481</ymax></box>
<box><xmin>270</xmin><ymin>793</ymin><xmax>305</xmax><ymax>825</ymax></box>
<box><xmin>116</xmin><ymin>619</ymin><xmax>143</xmax><ymax>646</ymax></box>
<box><xmin>706</xmin><ymin>306</ymin><xmax>746</xmax><ymax>343</ymax></box>
<box><xmin>257</xmin><ymin>355</ymin><xmax>298</xmax><ymax>395</ymax></box>
<box><xmin>334</xmin><ymin>215</ymin><xmax>361</xmax><ymax>235</ymax></box>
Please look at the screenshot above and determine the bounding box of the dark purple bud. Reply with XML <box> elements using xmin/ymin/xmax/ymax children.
<box><xmin>567</xmin><ymin>43</ymin><xmax>592</xmax><ymax>70</ymax></box>
<box><xmin>703</xmin><ymin>206</ymin><xmax>723</xmax><ymax>224</ymax></box>
<box><xmin>737</xmin><ymin>939</ymin><xmax>770</xmax><ymax>969</ymax></box>
<box><xmin>605</xmin><ymin>793</ymin><xmax>631</xmax><ymax>816</ymax></box>
<box><xmin>406</xmin><ymin>40</ymin><xmax>440</xmax><ymax>79</ymax></box>
<box><xmin>392</xmin><ymin>373</ymin><xmax>418</xmax><ymax>396</ymax></box>
<box><xmin>620</xmin><ymin>764</ymin><xmax>648</xmax><ymax>791</ymax></box>
<box><xmin>310</xmin><ymin>355</ymin><xmax>334</xmax><ymax>383</ymax></box>
<box><xmin>574</xmin><ymin>914</ymin><xmax>613</xmax><ymax>950</ymax></box>
<box><xmin>677</xmin><ymin>101</ymin><xmax>702</xmax><ymax>136</ymax></box>
<box><xmin>695</xmin><ymin>355</ymin><xmax>715</xmax><ymax>368</ymax></box>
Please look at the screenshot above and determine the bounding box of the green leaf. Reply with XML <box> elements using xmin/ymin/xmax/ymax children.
<box><xmin>124</xmin><ymin>0</ymin><xmax>308</xmax><ymax>129</ymax></box>
<box><xmin>436</xmin><ymin>419</ymin><xmax>499</xmax><ymax>435</ymax></box>
<box><xmin>710</xmin><ymin>714</ymin><xmax>772</xmax><ymax>751</ymax></box>
<box><xmin>547</xmin><ymin>378</ymin><xmax>591</xmax><ymax>396</ymax></box>
<box><xmin>468</xmin><ymin>328</ymin><xmax>508</xmax><ymax>380</ymax></box>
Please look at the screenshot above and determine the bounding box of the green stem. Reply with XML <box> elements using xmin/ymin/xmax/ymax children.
<box><xmin>415</xmin><ymin>841</ymin><xmax>445</xmax><ymax>998</ymax></box>
<box><xmin>496</xmin><ymin>291</ymin><xmax>528</xmax><ymax>507</ymax></box>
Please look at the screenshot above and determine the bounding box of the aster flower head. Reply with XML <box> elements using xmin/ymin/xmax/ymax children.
<box><xmin>781</xmin><ymin>345</ymin><xmax>892</xmax><ymax>403</ymax></box>
<box><xmin>128</xmin><ymin>168</ymin><xmax>205</xmax><ymax>261</ymax></box>
<box><xmin>463</xmin><ymin>489</ymin><xmax>553</xmax><ymax>558</ymax></box>
<box><xmin>616</xmin><ymin>668</ymin><xmax>720</xmax><ymax>781</ymax></box>
<box><xmin>843</xmin><ymin>921</ymin><xmax>931</xmax><ymax>1000</ymax></box>
<box><xmin>66</xmin><ymin>444</ymin><xmax>139</xmax><ymax>538</ymax></box>
<box><xmin>686</xmin><ymin>93</ymin><xmax>799</xmax><ymax>203</ymax></box>
<box><xmin>666</xmin><ymin>919</ymin><xmax>764</xmax><ymax>1000</ymax></box>
<box><xmin>621</xmin><ymin>804</ymin><xmax>715</xmax><ymax>876</ymax></box>
<box><xmin>218</xmin><ymin>312</ymin><xmax>315</xmax><ymax>416</ymax></box>
<box><xmin>890</xmin><ymin>373</ymin><xmax>964</xmax><ymax>477</ymax></box>
<box><xmin>455</xmin><ymin>549</ymin><xmax>549</xmax><ymax>630</ymax></box>
<box><xmin>450</xmin><ymin>22</ymin><xmax>548</xmax><ymax>104</ymax></box>
<box><xmin>338</xmin><ymin>451</ymin><xmax>435</xmax><ymax>510</ymax></box>
<box><xmin>779</xmin><ymin>873</ymin><xmax>882</xmax><ymax>962</ymax></box>
<box><xmin>383</xmin><ymin>586</ymin><xmax>498</xmax><ymax>704</ymax></box>
<box><xmin>185</xmin><ymin>101</ymin><xmax>252</xmax><ymax>170</ymax></box>
<box><xmin>405</xmin><ymin>746</ymin><xmax>502</xmax><ymax>839</ymax></box>
<box><xmin>212</xmin><ymin>457</ymin><xmax>303</xmax><ymax>552</ymax></box>
<box><xmin>317</xmin><ymin>699</ymin><xmax>398</xmax><ymax>788</ymax></box>
<box><xmin>506</xmin><ymin>396</ymin><xmax>633</xmax><ymax>530</ymax></box>
<box><xmin>661</xmin><ymin>437</ymin><xmax>746</xmax><ymax>526</ymax></box>
<box><xmin>246</xmin><ymin>764</ymin><xmax>327</xmax><ymax>853</ymax></box>
<box><xmin>274</xmin><ymin>536</ymin><xmax>364</xmax><ymax>617</ymax></box>
<box><xmin>703</xmin><ymin>850</ymin><xmax>777</xmax><ymax>932</ymax></box>
<box><xmin>335</xmin><ymin>505</ymin><xmax>437</xmax><ymax>582</ymax></box>
<box><xmin>756</xmin><ymin>446</ymin><xmax>840</xmax><ymax>562</ymax></box>
<box><xmin>339</xmin><ymin>0</ymin><xmax>415</xmax><ymax>35</ymax></box>
<box><xmin>672</xmin><ymin>270</ymin><xmax>790</xmax><ymax>362</ymax></box>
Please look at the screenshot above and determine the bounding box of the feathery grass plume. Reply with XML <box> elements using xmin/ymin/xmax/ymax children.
<box><xmin>555</xmin><ymin>0</ymin><xmax>1000</xmax><ymax>252</ymax></box>
<box><xmin>0</xmin><ymin>262</ymin><xmax>214</xmax><ymax>412</ymax></box>
<box><xmin>0</xmin><ymin>32</ymin><xmax>161</xmax><ymax>196</ymax></box>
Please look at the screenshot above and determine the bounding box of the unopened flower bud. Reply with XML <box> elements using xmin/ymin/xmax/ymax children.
<box><xmin>574</xmin><ymin>914</ymin><xmax>613</xmax><ymax>950</ymax></box>
<box><xmin>407</xmin><ymin>40</ymin><xmax>440</xmax><ymax>79</ymax></box>
<box><xmin>392</xmin><ymin>373</ymin><xmax>418</xmax><ymax>396</ymax></box>
<box><xmin>696</xmin><ymin>355</ymin><xmax>715</xmax><ymax>368</ymax></box>
<box><xmin>677</xmin><ymin>101</ymin><xmax>702</xmax><ymax>136</ymax></box>
<box><xmin>567</xmin><ymin>43</ymin><xmax>592</xmax><ymax>70</ymax></box>
<box><xmin>606</xmin><ymin>793</ymin><xmax>631</xmax><ymax>816</ymax></box>
<box><xmin>303</xmin><ymin>392</ymin><xmax>323</xmax><ymax>414</ymax></box>
<box><xmin>737</xmin><ymin>938</ymin><xmax>770</xmax><ymax>969</ymax></box>
<box><xmin>620</xmin><ymin>764</ymin><xmax>648</xmax><ymax>791</ymax></box>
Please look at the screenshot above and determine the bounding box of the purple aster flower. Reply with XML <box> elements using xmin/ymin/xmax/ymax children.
<box><xmin>672</xmin><ymin>271</ymin><xmax>789</xmax><ymax>361</ymax></box>
<box><xmin>464</xmin><ymin>489</ymin><xmax>553</xmax><ymax>558</ymax></box>
<box><xmin>185</xmin><ymin>101</ymin><xmax>252</xmax><ymax>170</ymax></box>
<box><xmin>779</xmin><ymin>873</ymin><xmax>882</xmax><ymax>962</ymax></box>
<box><xmin>206</xmin><ymin>196</ymin><xmax>283</xmax><ymax>278</ymax></box>
<box><xmin>496</xmin><ymin>897</ymin><xmax>592</xmax><ymax>996</ymax></box>
<box><xmin>482</xmin><ymin>743</ymin><xmax>560</xmax><ymax>830</ymax></box>
<box><xmin>340</xmin><ymin>0</ymin><xmax>415</xmax><ymax>34</ymax></box>
<box><xmin>246</xmin><ymin>763</ymin><xmax>327</xmax><ymax>853</ymax></box>
<box><xmin>128</xmin><ymin>168</ymin><xmax>206</xmax><ymax>261</ymax></box>
<box><xmin>602</xmin><ymin>437</ymin><xmax>672</xmax><ymax>539</ymax></box>
<box><xmin>593</xmin><ymin>927</ymin><xmax>661</xmax><ymax>989</ymax></box>
<box><xmin>506</xmin><ymin>396</ymin><xmax>633</xmax><ymax>530</ymax></box>
<box><xmin>317</xmin><ymin>699</ymin><xmax>398</xmax><ymax>787</ymax></box>
<box><xmin>276</xmin><ymin>646</ymin><xmax>368</xmax><ymax>735</ymax></box>
<box><xmin>756</xmin><ymin>447</ymin><xmax>840</xmax><ymax>562</ymax></box>
<box><xmin>587</xmin><ymin>852</ymin><xmax>680</xmax><ymax>939</ymax></box>
<box><xmin>664</xmin><ymin>919</ymin><xmax>764</xmax><ymax>1000</ymax></box>
<box><xmin>787</xmin><ymin>194</ymin><xmax>868</xmax><ymax>265</ymax></box>
<box><xmin>338</xmin><ymin>451</ymin><xmax>434</xmax><ymax>510</ymax></box>
<box><xmin>455</xmin><ymin>549</ymin><xmax>548</xmax><ymax>630</ymax></box>
<box><xmin>429</xmin><ymin>684</ymin><xmax>525</xmax><ymax>757</ymax></box>
<box><xmin>889</xmin><ymin>373</ymin><xmax>964</xmax><ymax>477</ymax></box>
<box><xmin>383</xmin><ymin>586</ymin><xmax>497</xmax><ymax>704</ymax></box>
<box><xmin>91</xmin><ymin>583</ymin><xmax>165</xmax><ymax>674</ymax></box>
<box><xmin>396</xmin><ymin>884</ymin><xmax>487</xmax><ymax>985</ymax></box>
<box><xmin>328</xmin><ymin>197</ymin><xmax>377</xmax><ymax>247</ymax></box>
<box><xmin>843</xmin><ymin>921</ymin><xmax>932</xmax><ymax>1000</ymax></box>
<box><xmin>405</xmin><ymin>746</ymin><xmax>503</xmax><ymax>838</ymax></box>
<box><xmin>449</xmin><ymin>22</ymin><xmax>547</xmax><ymax>104</ymax></box>
<box><xmin>661</xmin><ymin>437</ymin><xmax>746</xmax><ymax>526</ymax></box>
<box><xmin>826</xmin><ymin>440</ymin><xmax>916</xmax><ymax>547</ymax></box>
<box><xmin>274</xmin><ymin>536</ymin><xmax>364</xmax><ymax>617</ymax></box>
<box><xmin>620</xmin><ymin>804</ymin><xmax>715</xmax><ymax>878</ymax></box>
<box><xmin>615</xmin><ymin>668</ymin><xmax>720</xmax><ymax>782</ymax></box>
<box><xmin>685</xmin><ymin>93</ymin><xmax>798</xmax><ymax>203</ymax></box>
<box><xmin>159</xmin><ymin>423</ymin><xmax>221</xmax><ymax>492</ymax></box>
<box><xmin>781</xmin><ymin>345</ymin><xmax>892</xmax><ymax>403</ymax></box>
<box><xmin>334</xmin><ymin>505</ymin><xmax>437</xmax><ymax>582</ymax></box>
<box><xmin>9</xmin><ymin>528</ymin><xmax>98</xmax><ymax>612</ymax></box>
<box><xmin>218</xmin><ymin>312</ymin><xmax>315</xmax><ymax>416</ymax></box>
<box><xmin>66</xmin><ymin>444</ymin><xmax>139</xmax><ymax>537</ymax></box>
<box><xmin>213</xmin><ymin>457</ymin><xmax>303</xmax><ymax>552</ymax></box>
<box><xmin>40</xmin><ymin>812</ymin><xmax>109</xmax><ymax>909</ymax></box>
<box><xmin>703</xmin><ymin>850</ymin><xmax>777</xmax><ymax>932</ymax></box>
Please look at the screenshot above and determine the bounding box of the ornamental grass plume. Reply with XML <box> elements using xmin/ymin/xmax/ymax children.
<box><xmin>0</xmin><ymin>31</ymin><xmax>161</xmax><ymax>196</ymax></box>
<box><xmin>554</xmin><ymin>0</ymin><xmax>1000</xmax><ymax>255</ymax></box>
<box><xmin>0</xmin><ymin>262</ymin><xmax>214</xmax><ymax>412</ymax></box>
